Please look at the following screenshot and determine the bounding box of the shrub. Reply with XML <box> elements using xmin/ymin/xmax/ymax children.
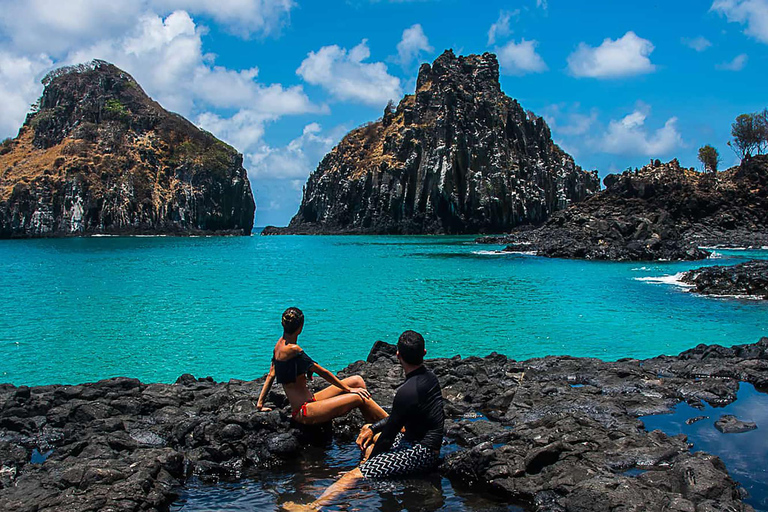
<box><xmin>103</xmin><ymin>99</ymin><xmax>129</xmax><ymax>121</ymax></box>
<box><xmin>0</xmin><ymin>137</ymin><xmax>12</xmax><ymax>155</ymax></box>
<box><xmin>697</xmin><ymin>145</ymin><xmax>720</xmax><ymax>173</ymax></box>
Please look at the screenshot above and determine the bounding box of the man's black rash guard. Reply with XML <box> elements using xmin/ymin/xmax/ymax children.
<box><xmin>369</xmin><ymin>365</ymin><xmax>444</xmax><ymax>458</ymax></box>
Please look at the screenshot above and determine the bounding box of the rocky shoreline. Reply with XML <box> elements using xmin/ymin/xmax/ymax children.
<box><xmin>2</xmin><ymin>338</ymin><xmax>767</xmax><ymax>511</ymax></box>
<box><xmin>681</xmin><ymin>260</ymin><xmax>768</xmax><ymax>300</ymax></box>
<box><xmin>478</xmin><ymin>157</ymin><xmax>768</xmax><ymax>262</ymax></box>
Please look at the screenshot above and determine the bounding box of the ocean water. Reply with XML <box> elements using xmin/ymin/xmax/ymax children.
<box><xmin>1</xmin><ymin>235</ymin><xmax>767</xmax><ymax>386</ymax></box>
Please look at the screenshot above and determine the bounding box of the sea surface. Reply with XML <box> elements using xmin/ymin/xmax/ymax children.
<box><xmin>1</xmin><ymin>234</ymin><xmax>767</xmax><ymax>386</ymax></box>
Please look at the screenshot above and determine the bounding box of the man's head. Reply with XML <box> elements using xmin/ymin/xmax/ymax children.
<box><xmin>397</xmin><ymin>330</ymin><xmax>426</xmax><ymax>366</ymax></box>
<box><xmin>282</xmin><ymin>307</ymin><xmax>304</xmax><ymax>336</ymax></box>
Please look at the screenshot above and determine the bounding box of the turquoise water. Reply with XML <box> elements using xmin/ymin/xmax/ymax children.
<box><xmin>1</xmin><ymin>235</ymin><xmax>767</xmax><ymax>386</ymax></box>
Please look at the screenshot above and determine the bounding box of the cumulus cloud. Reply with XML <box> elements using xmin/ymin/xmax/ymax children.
<box><xmin>717</xmin><ymin>53</ymin><xmax>749</xmax><ymax>70</ymax></box>
<box><xmin>0</xmin><ymin>0</ymin><xmax>294</xmax><ymax>56</ymax></box>
<box><xmin>487</xmin><ymin>10</ymin><xmax>517</xmax><ymax>45</ymax></box>
<box><xmin>536</xmin><ymin>0</ymin><xmax>548</xmax><ymax>9</ymax></box>
<box><xmin>600</xmin><ymin>109</ymin><xmax>683</xmax><ymax>156</ymax></box>
<box><xmin>152</xmin><ymin>0</ymin><xmax>295</xmax><ymax>38</ymax></box>
<box><xmin>681</xmin><ymin>36</ymin><xmax>713</xmax><ymax>51</ymax></box>
<box><xmin>544</xmin><ymin>104</ymin><xmax>598</xmax><ymax>137</ymax></box>
<box><xmin>711</xmin><ymin>0</ymin><xmax>768</xmax><ymax>43</ymax></box>
<box><xmin>495</xmin><ymin>39</ymin><xmax>547</xmax><ymax>75</ymax></box>
<box><xmin>297</xmin><ymin>40</ymin><xmax>402</xmax><ymax>106</ymax></box>
<box><xmin>567</xmin><ymin>31</ymin><xmax>656</xmax><ymax>78</ymax></box>
<box><xmin>249</xmin><ymin>122</ymin><xmax>344</xmax><ymax>180</ymax></box>
<box><xmin>66</xmin><ymin>11</ymin><xmax>320</xmax><ymax>118</ymax></box>
<box><xmin>0</xmin><ymin>51</ymin><xmax>53</xmax><ymax>137</ymax></box>
<box><xmin>396</xmin><ymin>24</ymin><xmax>433</xmax><ymax>67</ymax></box>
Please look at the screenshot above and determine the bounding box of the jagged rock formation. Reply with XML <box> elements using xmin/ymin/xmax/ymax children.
<box><xmin>0</xmin><ymin>60</ymin><xmax>255</xmax><ymax>238</ymax></box>
<box><xmin>264</xmin><ymin>50</ymin><xmax>598</xmax><ymax>235</ymax></box>
<box><xmin>2</xmin><ymin>338</ymin><xmax>767</xmax><ymax>511</ymax></box>
<box><xmin>682</xmin><ymin>260</ymin><xmax>768</xmax><ymax>300</ymax></box>
<box><xmin>480</xmin><ymin>157</ymin><xmax>768</xmax><ymax>261</ymax></box>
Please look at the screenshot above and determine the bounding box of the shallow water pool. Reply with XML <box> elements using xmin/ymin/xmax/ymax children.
<box><xmin>171</xmin><ymin>440</ymin><xmax>519</xmax><ymax>512</ymax></box>
<box><xmin>642</xmin><ymin>383</ymin><xmax>768</xmax><ymax>512</ymax></box>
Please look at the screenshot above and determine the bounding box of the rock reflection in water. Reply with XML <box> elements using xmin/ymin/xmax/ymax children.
<box><xmin>172</xmin><ymin>440</ymin><xmax>519</xmax><ymax>511</ymax></box>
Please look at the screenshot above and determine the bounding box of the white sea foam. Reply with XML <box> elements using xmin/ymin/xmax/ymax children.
<box><xmin>631</xmin><ymin>266</ymin><xmax>651</xmax><ymax>271</ymax></box>
<box><xmin>634</xmin><ymin>272</ymin><xmax>694</xmax><ymax>288</ymax></box>
<box><xmin>707</xmin><ymin>251</ymin><xmax>724</xmax><ymax>259</ymax></box>
<box><xmin>471</xmin><ymin>249</ymin><xmax>537</xmax><ymax>256</ymax></box>
<box><xmin>91</xmin><ymin>234</ymin><xmax>116</xmax><ymax>237</ymax></box>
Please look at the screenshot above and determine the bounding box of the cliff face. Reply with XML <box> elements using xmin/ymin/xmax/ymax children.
<box><xmin>0</xmin><ymin>60</ymin><xmax>255</xmax><ymax>238</ymax></box>
<box><xmin>267</xmin><ymin>50</ymin><xmax>598</xmax><ymax>235</ymax></box>
<box><xmin>487</xmin><ymin>157</ymin><xmax>768</xmax><ymax>261</ymax></box>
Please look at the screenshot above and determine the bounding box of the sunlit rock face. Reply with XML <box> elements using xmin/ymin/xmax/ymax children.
<box><xmin>267</xmin><ymin>50</ymin><xmax>598</xmax><ymax>235</ymax></box>
<box><xmin>0</xmin><ymin>60</ymin><xmax>255</xmax><ymax>238</ymax></box>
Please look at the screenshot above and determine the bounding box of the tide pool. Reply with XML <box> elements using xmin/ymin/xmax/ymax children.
<box><xmin>1</xmin><ymin>235</ymin><xmax>766</xmax><ymax>386</ymax></box>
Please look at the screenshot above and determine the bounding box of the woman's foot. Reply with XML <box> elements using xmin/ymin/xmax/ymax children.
<box><xmin>281</xmin><ymin>501</ymin><xmax>318</xmax><ymax>511</ymax></box>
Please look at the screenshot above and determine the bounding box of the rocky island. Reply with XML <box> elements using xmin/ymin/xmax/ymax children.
<box><xmin>264</xmin><ymin>50</ymin><xmax>599</xmax><ymax>235</ymax></box>
<box><xmin>479</xmin><ymin>157</ymin><xmax>768</xmax><ymax>261</ymax></box>
<box><xmin>2</xmin><ymin>338</ymin><xmax>766</xmax><ymax>511</ymax></box>
<box><xmin>681</xmin><ymin>260</ymin><xmax>768</xmax><ymax>300</ymax></box>
<box><xmin>0</xmin><ymin>60</ymin><xmax>255</xmax><ymax>238</ymax></box>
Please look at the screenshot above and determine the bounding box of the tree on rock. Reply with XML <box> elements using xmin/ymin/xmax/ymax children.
<box><xmin>730</xmin><ymin>110</ymin><xmax>768</xmax><ymax>160</ymax></box>
<box><xmin>697</xmin><ymin>145</ymin><xmax>720</xmax><ymax>173</ymax></box>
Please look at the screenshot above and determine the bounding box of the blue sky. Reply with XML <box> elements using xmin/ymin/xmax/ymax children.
<box><xmin>1</xmin><ymin>0</ymin><xmax>766</xmax><ymax>226</ymax></box>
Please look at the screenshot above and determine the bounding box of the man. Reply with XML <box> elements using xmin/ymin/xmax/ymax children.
<box><xmin>288</xmin><ymin>330</ymin><xmax>444</xmax><ymax>510</ymax></box>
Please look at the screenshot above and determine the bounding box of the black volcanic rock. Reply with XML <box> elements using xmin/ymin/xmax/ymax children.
<box><xmin>481</xmin><ymin>157</ymin><xmax>768</xmax><ymax>261</ymax></box>
<box><xmin>3</xmin><ymin>338</ymin><xmax>768</xmax><ymax>511</ymax></box>
<box><xmin>681</xmin><ymin>260</ymin><xmax>768</xmax><ymax>299</ymax></box>
<box><xmin>714</xmin><ymin>415</ymin><xmax>757</xmax><ymax>434</ymax></box>
<box><xmin>0</xmin><ymin>60</ymin><xmax>255</xmax><ymax>238</ymax></box>
<box><xmin>264</xmin><ymin>50</ymin><xmax>599</xmax><ymax>235</ymax></box>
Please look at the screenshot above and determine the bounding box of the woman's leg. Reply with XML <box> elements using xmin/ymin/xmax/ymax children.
<box><xmin>297</xmin><ymin>393</ymin><xmax>365</xmax><ymax>425</ymax></box>
<box><xmin>313</xmin><ymin>375</ymin><xmax>388</xmax><ymax>423</ymax></box>
<box><xmin>313</xmin><ymin>375</ymin><xmax>365</xmax><ymax>401</ymax></box>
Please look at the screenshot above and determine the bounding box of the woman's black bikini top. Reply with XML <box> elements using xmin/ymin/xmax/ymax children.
<box><xmin>272</xmin><ymin>349</ymin><xmax>316</xmax><ymax>384</ymax></box>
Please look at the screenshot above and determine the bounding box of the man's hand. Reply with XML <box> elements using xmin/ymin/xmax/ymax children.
<box><xmin>356</xmin><ymin>424</ymin><xmax>374</xmax><ymax>450</ymax></box>
<box><xmin>348</xmin><ymin>387</ymin><xmax>371</xmax><ymax>400</ymax></box>
<box><xmin>256</xmin><ymin>402</ymin><xmax>272</xmax><ymax>412</ymax></box>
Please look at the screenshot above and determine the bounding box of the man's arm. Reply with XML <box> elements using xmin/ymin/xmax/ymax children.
<box><xmin>368</xmin><ymin>390</ymin><xmax>408</xmax><ymax>458</ymax></box>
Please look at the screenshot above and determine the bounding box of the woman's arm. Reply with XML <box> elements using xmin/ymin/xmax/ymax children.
<box><xmin>256</xmin><ymin>362</ymin><xmax>276</xmax><ymax>411</ymax></box>
<box><xmin>312</xmin><ymin>364</ymin><xmax>371</xmax><ymax>400</ymax></box>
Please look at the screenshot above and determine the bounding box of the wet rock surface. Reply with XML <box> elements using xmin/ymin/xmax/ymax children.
<box><xmin>264</xmin><ymin>50</ymin><xmax>598</xmax><ymax>236</ymax></box>
<box><xmin>2</xmin><ymin>337</ymin><xmax>767</xmax><ymax>511</ymax></box>
<box><xmin>478</xmin><ymin>157</ymin><xmax>768</xmax><ymax>261</ymax></box>
<box><xmin>714</xmin><ymin>415</ymin><xmax>758</xmax><ymax>434</ymax></box>
<box><xmin>0</xmin><ymin>60</ymin><xmax>255</xmax><ymax>238</ymax></box>
<box><xmin>681</xmin><ymin>260</ymin><xmax>768</xmax><ymax>300</ymax></box>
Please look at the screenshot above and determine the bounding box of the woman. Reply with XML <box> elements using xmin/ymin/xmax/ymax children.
<box><xmin>256</xmin><ymin>307</ymin><xmax>387</xmax><ymax>425</ymax></box>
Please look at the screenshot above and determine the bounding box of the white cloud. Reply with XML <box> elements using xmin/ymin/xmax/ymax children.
<box><xmin>152</xmin><ymin>0</ymin><xmax>295</xmax><ymax>38</ymax></box>
<box><xmin>0</xmin><ymin>51</ymin><xmax>53</xmax><ymax>138</ymax></box>
<box><xmin>297</xmin><ymin>40</ymin><xmax>402</xmax><ymax>106</ymax></box>
<box><xmin>0</xmin><ymin>0</ymin><xmax>143</xmax><ymax>56</ymax></box>
<box><xmin>396</xmin><ymin>24</ymin><xmax>433</xmax><ymax>67</ymax></box>
<box><xmin>567</xmin><ymin>31</ymin><xmax>656</xmax><ymax>78</ymax></box>
<box><xmin>249</xmin><ymin>122</ymin><xmax>343</xmax><ymax>180</ymax></box>
<box><xmin>681</xmin><ymin>36</ymin><xmax>712</xmax><ymax>51</ymax></box>
<box><xmin>600</xmin><ymin>109</ymin><xmax>683</xmax><ymax>156</ymax></box>
<box><xmin>495</xmin><ymin>39</ymin><xmax>547</xmax><ymax>75</ymax></box>
<box><xmin>66</xmin><ymin>11</ymin><xmax>320</xmax><ymax>117</ymax></box>
<box><xmin>487</xmin><ymin>10</ymin><xmax>517</xmax><ymax>45</ymax></box>
<box><xmin>0</xmin><ymin>0</ymin><xmax>295</xmax><ymax>57</ymax></box>
<box><xmin>717</xmin><ymin>53</ymin><xmax>749</xmax><ymax>70</ymax></box>
<box><xmin>711</xmin><ymin>0</ymin><xmax>768</xmax><ymax>43</ymax></box>
<box><xmin>536</xmin><ymin>0</ymin><xmax>548</xmax><ymax>9</ymax></box>
<box><xmin>544</xmin><ymin>104</ymin><xmax>598</xmax><ymax>137</ymax></box>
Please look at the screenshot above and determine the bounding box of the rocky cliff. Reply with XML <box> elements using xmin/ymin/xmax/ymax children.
<box><xmin>0</xmin><ymin>60</ymin><xmax>255</xmax><ymax>238</ymax></box>
<box><xmin>481</xmin><ymin>157</ymin><xmax>768</xmax><ymax>261</ymax></box>
<box><xmin>264</xmin><ymin>50</ymin><xmax>599</xmax><ymax>235</ymax></box>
